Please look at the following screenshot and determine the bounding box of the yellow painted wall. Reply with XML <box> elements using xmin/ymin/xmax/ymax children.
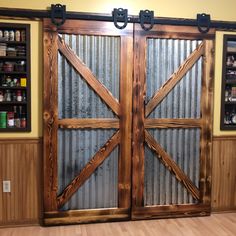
<box><xmin>1</xmin><ymin>1</ymin><xmax>236</xmax><ymax>137</ymax></box>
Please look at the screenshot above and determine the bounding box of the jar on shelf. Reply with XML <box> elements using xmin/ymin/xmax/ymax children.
<box><xmin>16</xmin><ymin>90</ymin><xmax>22</xmax><ymax>102</ymax></box>
<box><xmin>9</xmin><ymin>30</ymin><xmax>14</xmax><ymax>41</ymax></box>
<box><xmin>3</xmin><ymin>62</ymin><xmax>14</xmax><ymax>72</ymax></box>
<box><xmin>5</xmin><ymin>90</ymin><xmax>11</xmax><ymax>101</ymax></box>
<box><xmin>20</xmin><ymin>77</ymin><xmax>27</xmax><ymax>87</ymax></box>
<box><xmin>15</xmin><ymin>30</ymin><xmax>20</xmax><ymax>42</ymax></box>
<box><xmin>7</xmin><ymin>111</ymin><xmax>14</xmax><ymax>127</ymax></box>
<box><xmin>3</xmin><ymin>30</ymin><xmax>9</xmax><ymax>41</ymax></box>
<box><xmin>0</xmin><ymin>111</ymin><xmax>7</xmax><ymax>128</ymax></box>
<box><xmin>6</xmin><ymin>76</ymin><xmax>12</xmax><ymax>86</ymax></box>
<box><xmin>21</xmin><ymin>30</ymin><xmax>26</xmax><ymax>42</ymax></box>
<box><xmin>0</xmin><ymin>90</ymin><xmax>4</xmax><ymax>102</ymax></box>
<box><xmin>15</xmin><ymin>61</ymin><xmax>25</xmax><ymax>72</ymax></box>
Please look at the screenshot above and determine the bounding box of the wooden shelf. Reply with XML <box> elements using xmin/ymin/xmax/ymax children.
<box><xmin>220</xmin><ymin>124</ymin><xmax>236</xmax><ymax>130</ymax></box>
<box><xmin>225</xmin><ymin>101</ymin><xmax>236</xmax><ymax>105</ymax></box>
<box><xmin>0</xmin><ymin>127</ymin><xmax>30</xmax><ymax>132</ymax></box>
<box><xmin>0</xmin><ymin>56</ymin><xmax>26</xmax><ymax>60</ymax></box>
<box><xmin>0</xmin><ymin>86</ymin><xmax>27</xmax><ymax>90</ymax></box>
<box><xmin>0</xmin><ymin>23</ymin><xmax>31</xmax><ymax>133</ymax></box>
<box><xmin>226</xmin><ymin>66</ymin><xmax>236</xmax><ymax>70</ymax></box>
<box><xmin>225</xmin><ymin>79</ymin><xmax>236</xmax><ymax>84</ymax></box>
<box><xmin>0</xmin><ymin>101</ymin><xmax>27</xmax><ymax>105</ymax></box>
<box><xmin>0</xmin><ymin>71</ymin><xmax>27</xmax><ymax>75</ymax></box>
<box><xmin>0</xmin><ymin>40</ymin><xmax>26</xmax><ymax>45</ymax></box>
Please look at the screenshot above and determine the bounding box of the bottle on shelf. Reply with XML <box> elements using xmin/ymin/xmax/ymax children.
<box><xmin>7</xmin><ymin>111</ymin><xmax>14</xmax><ymax>128</ymax></box>
<box><xmin>224</xmin><ymin>111</ymin><xmax>231</xmax><ymax>124</ymax></box>
<box><xmin>13</xmin><ymin>105</ymin><xmax>21</xmax><ymax>128</ymax></box>
<box><xmin>230</xmin><ymin>109</ymin><xmax>236</xmax><ymax>124</ymax></box>
<box><xmin>225</xmin><ymin>86</ymin><xmax>231</xmax><ymax>101</ymax></box>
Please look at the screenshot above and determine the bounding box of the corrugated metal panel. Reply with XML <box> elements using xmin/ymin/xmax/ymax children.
<box><xmin>57</xmin><ymin>34</ymin><xmax>120</xmax><ymax>210</ymax></box>
<box><xmin>58</xmin><ymin>129</ymin><xmax>118</xmax><ymax>210</ymax></box>
<box><xmin>146</xmin><ymin>38</ymin><xmax>202</xmax><ymax>118</ymax></box>
<box><xmin>58</xmin><ymin>34</ymin><xmax>120</xmax><ymax>119</ymax></box>
<box><xmin>144</xmin><ymin>128</ymin><xmax>200</xmax><ymax>206</ymax></box>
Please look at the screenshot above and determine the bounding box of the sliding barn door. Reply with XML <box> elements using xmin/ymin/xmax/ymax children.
<box><xmin>43</xmin><ymin>19</ymin><xmax>133</xmax><ymax>225</ymax></box>
<box><xmin>132</xmin><ymin>24</ymin><xmax>214</xmax><ymax>219</ymax></box>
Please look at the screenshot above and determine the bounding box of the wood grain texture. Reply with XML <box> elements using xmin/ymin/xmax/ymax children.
<box><xmin>43</xmin><ymin>28</ymin><xmax>59</xmax><ymax>212</ymax></box>
<box><xmin>145</xmin><ymin>118</ymin><xmax>202</xmax><ymax>129</ymax></box>
<box><xmin>132</xmin><ymin>31</ymin><xmax>146</xmax><ymax>207</ymax></box>
<box><xmin>212</xmin><ymin>137</ymin><xmax>236</xmax><ymax>212</ymax></box>
<box><xmin>145</xmin><ymin>130</ymin><xmax>200</xmax><ymax>200</ymax></box>
<box><xmin>58</xmin><ymin>118</ymin><xmax>119</xmax><ymax>129</ymax></box>
<box><xmin>135</xmin><ymin>23</ymin><xmax>216</xmax><ymax>40</ymax></box>
<box><xmin>43</xmin><ymin>18</ymin><xmax>133</xmax><ymax>36</ymax></box>
<box><xmin>199</xmin><ymin>40</ymin><xmax>214</xmax><ymax>205</ymax></box>
<box><xmin>0</xmin><ymin>138</ymin><xmax>42</xmax><ymax>226</ymax></box>
<box><xmin>44</xmin><ymin>208</ymin><xmax>129</xmax><ymax>225</ymax></box>
<box><xmin>1</xmin><ymin>213</ymin><xmax>235</xmax><ymax>235</ymax></box>
<box><xmin>118</xmin><ymin>36</ymin><xmax>133</xmax><ymax>208</ymax></box>
<box><xmin>132</xmin><ymin>204</ymin><xmax>210</xmax><ymax>219</ymax></box>
<box><xmin>57</xmin><ymin>130</ymin><xmax>121</xmax><ymax>209</ymax></box>
<box><xmin>145</xmin><ymin>41</ymin><xmax>204</xmax><ymax>117</ymax></box>
<box><xmin>57</xmin><ymin>36</ymin><xmax>120</xmax><ymax>116</ymax></box>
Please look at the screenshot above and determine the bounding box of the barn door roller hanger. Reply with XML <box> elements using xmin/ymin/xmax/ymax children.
<box><xmin>49</xmin><ymin>4</ymin><xmax>211</xmax><ymax>33</ymax></box>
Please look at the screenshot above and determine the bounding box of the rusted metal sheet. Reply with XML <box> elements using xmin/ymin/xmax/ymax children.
<box><xmin>58</xmin><ymin>129</ymin><xmax>118</xmax><ymax>210</ymax></box>
<box><xmin>57</xmin><ymin>34</ymin><xmax>121</xmax><ymax>210</ymax></box>
<box><xmin>144</xmin><ymin>128</ymin><xmax>200</xmax><ymax>205</ymax></box>
<box><xmin>58</xmin><ymin>34</ymin><xmax>120</xmax><ymax>119</ymax></box>
<box><xmin>146</xmin><ymin>38</ymin><xmax>202</xmax><ymax>119</ymax></box>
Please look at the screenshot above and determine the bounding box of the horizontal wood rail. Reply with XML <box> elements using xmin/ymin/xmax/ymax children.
<box><xmin>58</xmin><ymin>118</ymin><xmax>119</xmax><ymax>129</ymax></box>
<box><xmin>145</xmin><ymin>118</ymin><xmax>202</xmax><ymax>129</ymax></box>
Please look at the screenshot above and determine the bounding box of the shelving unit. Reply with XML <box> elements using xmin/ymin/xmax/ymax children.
<box><xmin>0</xmin><ymin>23</ymin><xmax>31</xmax><ymax>132</ymax></box>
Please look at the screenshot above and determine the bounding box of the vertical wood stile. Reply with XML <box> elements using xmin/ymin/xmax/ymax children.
<box><xmin>43</xmin><ymin>27</ymin><xmax>59</xmax><ymax>211</ymax></box>
<box><xmin>132</xmin><ymin>25</ymin><xmax>146</xmax><ymax>208</ymax></box>
<box><xmin>118</xmin><ymin>36</ymin><xmax>133</xmax><ymax>208</ymax></box>
<box><xmin>200</xmin><ymin>40</ymin><xmax>214</xmax><ymax>205</ymax></box>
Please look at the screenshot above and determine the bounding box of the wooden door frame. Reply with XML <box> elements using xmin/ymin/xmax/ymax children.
<box><xmin>132</xmin><ymin>23</ymin><xmax>215</xmax><ymax>219</ymax></box>
<box><xmin>43</xmin><ymin>18</ymin><xmax>133</xmax><ymax>225</ymax></box>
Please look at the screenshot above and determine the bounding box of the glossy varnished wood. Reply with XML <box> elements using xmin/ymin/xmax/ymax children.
<box><xmin>1</xmin><ymin>213</ymin><xmax>235</xmax><ymax>235</ymax></box>
<box><xmin>58</xmin><ymin>118</ymin><xmax>119</xmax><ymax>129</ymax></box>
<box><xmin>132</xmin><ymin>24</ymin><xmax>214</xmax><ymax>220</ymax></box>
<box><xmin>199</xmin><ymin>40</ymin><xmax>214</xmax><ymax>205</ymax></box>
<box><xmin>212</xmin><ymin>136</ymin><xmax>236</xmax><ymax>212</ymax></box>
<box><xmin>118</xmin><ymin>36</ymin><xmax>133</xmax><ymax>208</ymax></box>
<box><xmin>43</xmin><ymin>18</ymin><xmax>133</xmax><ymax>36</ymax></box>
<box><xmin>145</xmin><ymin>118</ymin><xmax>202</xmax><ymax>129</ymax></box>
<box><xmin>0</xmin><ymin>138</ymin><xmax>42</xmax><ymax>226</ymax></box>
<box><xmin>132</xmin><ymin>29</ymin><xmax>146</xmax><ymax>208</ymax></box>
<box><xmin>43</xmin><ymin>19</ymin><xmax>133</xmax><ymax>224</ymax></box>
<box><xmin>43</xmin><ymin>29</ymin><xmax>58</xmax><ymax>212</ymax></box>
<box><xmin>44</xmin><ymin>208</ymin><xmax>129</xmax><ymax>225</ymax></box>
